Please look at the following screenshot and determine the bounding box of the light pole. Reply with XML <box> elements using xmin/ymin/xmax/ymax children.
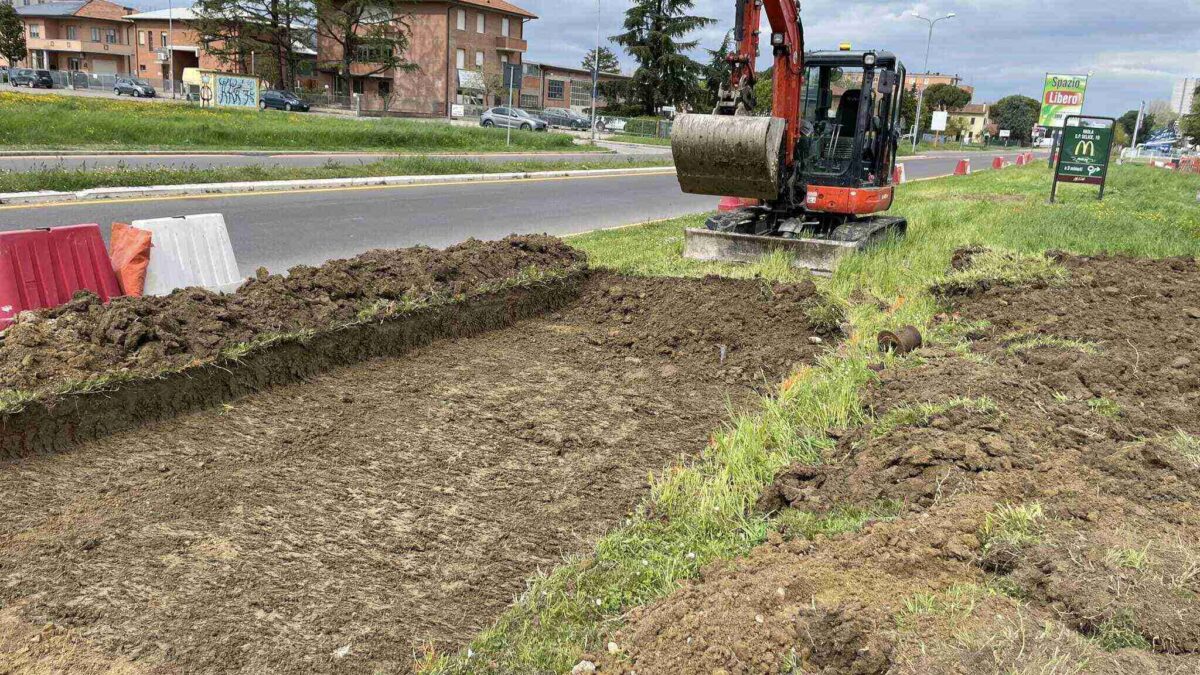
<box><xmin>590</xmin><ymin>0</ymin><xmax>600</xmax><ymax>144</ymax></box>
<box><xmin>167</xmin><ymin>0</ymin><xmax>175</xmax><ymax>98</ymax></box>
<box><xmin>910</xmin><ymin>10</ymin><xmax>955</xmax><ymax>153</ymax></box>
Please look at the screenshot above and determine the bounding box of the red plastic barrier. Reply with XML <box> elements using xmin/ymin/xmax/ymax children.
<box><xmin>954</xmin><ymin>159</ymin><xmax>971</xmax><ymax>176</ymax></box>
<box><xmin>1015</xmin><ymin>154</ymin><xmax>1027</xmax><ymax>166</ymax></box>
<box><xmin>0</xmin><ymin>224</ymin><xmax>123</xmax><ymax>328</ymax></box>
<box><xmin>992</xmin><ymin>156</ymin><xmax>1005</xmax><ymax>170</ymax></box>
<box><xmin>892</xmin><ymin>163</ymin><xmax>906</xmax><ymax>184</ymax></box>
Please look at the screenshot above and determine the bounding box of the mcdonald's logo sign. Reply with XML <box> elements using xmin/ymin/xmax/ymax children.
<box><xmin>1074</xmin><ymin>140</ymin><xmax>1095</xmax><ymax>157</ymax></box>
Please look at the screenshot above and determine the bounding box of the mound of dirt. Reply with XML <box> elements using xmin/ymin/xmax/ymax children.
<box><xmin>0</xmin><ymin>235</ymin><xmax>582</xmax><ymax>395</ymax></box>
<box><xmin>0</xmin><ymin>271</ymin><xmax>825</xmax><ymax>673</ymax></box>
<box><xmin>599</xmin><ymin>254</ymin><xmax>1200</xmax><ymax>674</ymax></box>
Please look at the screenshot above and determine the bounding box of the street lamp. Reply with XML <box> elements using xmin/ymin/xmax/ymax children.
<box><xmin>910</xmin><ymin>10</ymin><xmax>956</xmax><ymax>153</ymax></box>
<box><xmin>590</xmin><ymin>0</ymin><xmax>600</xmax><ymax>144</ymax></box>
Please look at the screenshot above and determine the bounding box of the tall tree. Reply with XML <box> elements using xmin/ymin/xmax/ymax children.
<box><xmin>923</xmin><ymin>83</ymin><xmax>971</xmax><ymax>111</ymax></box>
<box><xmin>315</xmin><ymin>0</ymin><xmax>416</xmax><ymax>96</ymax></box>
<box><xmin>0</xmin><ymin>2</ymin><xmax>26</xmax><ymax>72</ymax></box>
<box><xmin>1183</xmin><ymin>84</ymin><xmax>1200</xmax><ymax>146</ymax></box>
<box><xmin>582</xmin><ymin>46</ymin><xmax>620</xmax><ymax>75</ymax></box>
<box><xmin>701</xmin><ymin>31</ymin><xmax>732</xmax><ymax>110</ymax></box>
<box><xmin>1118</xmin><ymin>109</ymin><xmax>1156</xmax><ymax>145</ymax></box>
<box><xmin>990</xmin><ymin>95</ymin><xmax>1039</xmax><ymax>143</ymax></box>
<box><xmin>612</xmin><ymin>0</ymin><xmax>714</xmax><ymax>115</ymax></box>
<box><xmin>192</xmin><ymin>0</ymin><xmax>312</xmax><ymax>89</ymax></box>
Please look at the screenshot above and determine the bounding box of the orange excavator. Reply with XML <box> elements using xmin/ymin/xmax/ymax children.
<box><xmin>672</xmin><ymin>0</ymin><xmax>908</xmax><ymax>273</ymax></box>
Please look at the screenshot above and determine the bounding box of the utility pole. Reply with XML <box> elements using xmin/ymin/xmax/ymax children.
<box><xmin>167</xmin><ymin>0</ymin><xmax>175</xmax><ymax>98</ymax></box>
<box><xmin>1132</xmin><ymin>100</ymin><xmax>1146</xmax><ymax>151</ymax></box>
<box><xmin>910</xmin><ymin>11</ymin><xmax>956</xmax><ymax>153</ymax></box>
<box><xmin>590</xmin><ymin>0</ymin><xmax>600</xmax><ymax>144</ymax></box>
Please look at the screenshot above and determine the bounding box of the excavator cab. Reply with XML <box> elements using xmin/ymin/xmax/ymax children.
<box><xmin>799</xmin><ymin>50</ymin><xmax>905</xmax><ymax>192</ymax></box>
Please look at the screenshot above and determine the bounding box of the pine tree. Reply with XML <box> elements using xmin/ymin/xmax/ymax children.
<box><xmin>582</xmin><ymin>46</ymin><xmax>620</xmax><ymax>75</ymax></box>
<box><xmin>191</xmin><ymin>0</ymin><xmax>312</xmax><ymax>89</ymax></box>
<box><xmin>315</xmin><ymin>0</ymin><xmax>417</xmax><ymax>97</ymax></box>
<box><xmin>612</xmin><ymin>0</ymin><xmax>714</xmax><ymax>115</ymax></box>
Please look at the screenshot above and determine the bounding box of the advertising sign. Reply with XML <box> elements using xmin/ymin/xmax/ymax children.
<box><xmin>931</xmin><ymin>110</ymin><xmax>948</xmax><ymax>132</ymax></box>
<box><xmin>999</xmin><ymin>130</ymin><xmax>1011</xmax><ymax>138</ymax></box>
<box><xmin>1051</xmin><ymin>115</ymin><xmax>1115</xmax><ymax>202</ymax></box>
<box><xmin>1039</xmin><ymin>73</ymin><xmax>1089</xmax><ymax>128</ymax></box>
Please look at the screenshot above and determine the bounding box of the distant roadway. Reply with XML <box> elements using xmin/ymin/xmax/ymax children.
<box><xmin>0</xmin><ymin>149</ymin><xmax>1042</xmax><ymax>276</ymax></box>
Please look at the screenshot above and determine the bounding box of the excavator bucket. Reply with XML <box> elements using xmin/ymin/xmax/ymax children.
<box><xmin>672</xmin><ymin>114</ymin><xmax>787</xmax><ymax>200</ymax></box>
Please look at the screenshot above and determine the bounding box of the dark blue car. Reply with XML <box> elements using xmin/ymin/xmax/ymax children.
<box><xmin>260</xmin><ymin>90</ymin><xmax>310</xmax><ymax>112</ymax></box>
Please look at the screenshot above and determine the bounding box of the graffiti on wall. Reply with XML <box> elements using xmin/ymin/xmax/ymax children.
<box><xmin>199</xmin><ymin>72</ymin><xmax>259</xmax><ymax>109</ymax></box>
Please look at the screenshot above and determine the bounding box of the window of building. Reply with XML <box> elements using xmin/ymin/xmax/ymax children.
<box><xmin>28</xmin><ymin>24</ymin><xmax>40</xmax><ymax>38</ymax></box>
<box><xmin>106</xmin><ymin>29</ymin><xmax>118</xmax><ymax>44</ymax></box>
<box><xmin>570</xmin><ymin>80</ymin><xmax>592</xmax><ymax>108</ymax></box>
<box><xmin>66</xmin><ymin>26</ymin><xmax>77</xmax><ymax>40</ymax></box>
<box><xmin>499</xmin><ymin>54</ymin><xmax>508</xmax><ymax>65</ymax></box>
<box><xmin>137</xmin><ymin>30</ymin><xmax>144</xmax><ymax>45</ymax></box>
<box><xmin>476</xmin><ymin>13</ymin><xmax>484</xmax><ymax>33</ymax></box>
<box><xmin>520</xmin><ymin>93</ymin><xmax>539</xmax><ymax>109</ymax></box>
<box><xmin>159</xmin><ymin>31</ymin><xmax>166</xmax><ymax>47</ymax></box>
<box><xmin>91</xmin><ymin>27</ymin><xmax>100</xmax><ymax>42</ymax></box>
<box><xmin>68</xmin><ymin>57</ymin><xmax>81</xmax><ymax>70</ymax></box>
<box><xmin>352</xmin><ymin>79</ymin><xmax>364</xmax><ymax>95</ymax></box>
<box><xmin>547</xmin><ymin>78</ymin><xmax>564</xmax><ymax>100</ymax></box>
<box><xmin>475</xmin><ymin>50</ymin><xmax>483</xmax><ymax>68</ymax></box>
<box><xmin>455</xmin><ymin>9</ymin><xmax>465</xmax><ymax>30</ymax></box>
<box><xmin>523</xmin><ymin>63</ymin><xmax>540</xmax><ymax>78</ymax></box>
<box><xmin>378</xmin><ymin>80</ymin><xmax>390</xmax><ymax>97</ymax></box>
<box><xmin>455</xmin><ymin>48</ymin><xmax>466</xmax><ymax>69</ymax></box>
<box><xmin>355</xmin><ymin>44</ymin><xmax>390</xmax><ymax>62</ymax></box>
<box><xmin>501</xmin><ymin>17</ymin><xmax>510</xmax><ymax>37</ymax></box>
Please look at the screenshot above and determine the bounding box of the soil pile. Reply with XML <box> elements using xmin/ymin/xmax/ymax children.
<box><xmin>0</xmin><ymin>272</ymin><xmax>824</xmax><ymax>673</ymax></box>
<box><xmin>599</xmin><ymin>254</ymin><xmax>1200</xmax><ymax>674</ymax></box>
<box><xmin>0</xmin><ymin>235</ymin><xmax>582</xmax><ymax>395</ymax></box>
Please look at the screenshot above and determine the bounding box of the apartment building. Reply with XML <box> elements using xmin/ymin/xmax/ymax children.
<box><xmin>316</xmin><ymin>0</ymin><xmax>535</xmax><ymax>116</ymax></box>
<box><xmin>949</xmin><ymin>103</ymin><xmax>990</xmax><ymax>144</ymax></box>
<box><xmin>12</xmin><ymin>0</ymin><xmax>135</xmax><ymax>74</ymax></box>
<box><xmin>908</xmin><ymin>71</ymin><xmax>974</xmax><ymax>97</ymax></box>
<box><xmin>517</xmin><ymin>62</ymin><xmax>630</xmax><ymax>112</ymax></box>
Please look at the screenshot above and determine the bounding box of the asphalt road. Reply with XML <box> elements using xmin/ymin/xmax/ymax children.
<box><xmin>0</xmin><ymin>149</ymin><xmax>1040</xmax><ymax>276</ymax></box>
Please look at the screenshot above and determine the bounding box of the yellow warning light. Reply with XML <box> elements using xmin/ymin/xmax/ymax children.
<box><xmin>839</xmin><ymin>42</ymin><xmax>852</xmax><ymax>51</ymax></box>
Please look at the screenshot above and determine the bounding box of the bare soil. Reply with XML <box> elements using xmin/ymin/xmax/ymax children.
<box><xmin>0</xmin><ymin>235</ymin><xmax>582</xmax><ymax>395</ymax></box>
<box><xmin>0</xmin><ymin>271</ymin><xmax>823</xmax><ymax>673</ymax></box>
<box><xmin>599</xmin><ymin>254</ymin><xmax>1200</xmax><ymax>674</ymax></box>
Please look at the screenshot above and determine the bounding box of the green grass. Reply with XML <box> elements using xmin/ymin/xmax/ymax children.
<box><xmin>1093</xmin><ymin>613</ymin><xmax>1152</xmax><ymax>651</ymax></box>
<box><xmin>1168</xmin><ymin>431</ymin><xmax>1200</xmax><ymax>467</ymax></box>
<box><xmin>608</xmin><ymin>134</ymin><xmax>673</xmax><ymax>147</ymax></box>
<box><xmin>1106</xmin><ymin>546</ymin><xmax>1150</xmax><ymax>571</ymax></box>
<box><xmin>1087</xmin><ymin>397</ymin><xmax>1123</xmax><ymax>419</ymax></box>
<box><xmin>898</xmin><ymin>141</ymin><xmax>1018</xmax><ymax>156</ymax></box>
<box><xmin>872</xmin><ymin>396</ymin><xmax>999</xmax><ymax>437</ymax></box>
<box><xmin>980</xmin><ymin>503</ymin><xmax>1046</xmax><ymax>551</ymax></box>
<box><xmin>0</xmin><ymin>156</ymin><xmax>673</xmax><ymax>193</ymax></box>
<box><xmin>774</xmin><ymin>500</ymin><xmax>903</xmax><ymax>541</ymax></box>
<box><xmin>425</xmin><ymin>164</ymin><xmax>1200</xmax><ymax>673</ymax></box>
<box><xmin>0</xmin><ymin>92</ymin><xmax>583</xmax><ymax>152</ymax></box>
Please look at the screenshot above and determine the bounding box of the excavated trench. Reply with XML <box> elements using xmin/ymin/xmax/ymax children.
<box><xmin>0</xmin><ymin>246</ymin><xmax>828</xmax><ymax>673</ymax></box>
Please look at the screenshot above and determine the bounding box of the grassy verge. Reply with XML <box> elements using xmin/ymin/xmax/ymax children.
<box><xmin>899</xmin><ymin>141</ymin><xmax>1022</xmax><ymax>156</ymax></box>
<box><xmin>422</xmin><ymin>164</ymin><xmax>1200</xmax><ymax>673</ymax></box>
<box><xmin>0</xmin><ymin>92</ymin><xmax>584</xmax><ymax>152</ymax></box>
<box><xmin>0</xmin><ymin>156</ymin><xmax>674</xmax><ymax>193</ymax></box>
<box><xmin>607</xmin><ymin>134</ymin><xmax>672</xmax><ymax>147</ymax></box>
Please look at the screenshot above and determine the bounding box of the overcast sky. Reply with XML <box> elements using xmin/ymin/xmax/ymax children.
<box><xmin>137</xmin><ymin>0</ymin><xmax>1200</xmax><ymax>115</ymax></box>
<box><xmin>513</xmin><ymin>0</ymin><xmax>1200</xmax><ymax>116</ymax></box>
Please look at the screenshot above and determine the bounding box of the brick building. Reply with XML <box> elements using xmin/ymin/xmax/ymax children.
<box><xmin>316</xmin><ymin>0</ymin><xmax>536</xmax><ymax>117</ymax></box>
<box><xmin>11</xmin><ymin>0</ymin><xmax>135</xmax><ymax>75</ymax></box>
<box><xmin>517</xmin><ymin>62</ymin><xmax>629</xmax><ymax>112</ymax></box>
<box><xmin>907</xmin><ymin>71</ymin><xmax>974</xmax><ymax>97</ymax></box>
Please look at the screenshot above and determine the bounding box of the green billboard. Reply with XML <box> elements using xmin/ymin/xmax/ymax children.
<box><xmin>1057</xmin><ymin>125</ymin><xmax>1113</xmax><ymax>185</ymax></box>
<box><xmin>1039</xmin><ymin>73</ymin><xmax>1089</xmax><ymax>128</ymax></box>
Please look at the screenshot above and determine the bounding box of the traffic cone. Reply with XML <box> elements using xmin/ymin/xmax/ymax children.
<box><xmin>892</xmin><ymin>163</ymin><xmax>906</xmax><ymax>184</ymax></box>
<box><xmin>992</xmin><ymin>156</ymin><xmax>1004</xmax><ymax>170</ymax></box>
<box><xmin>954</xmin><ymin>159</ymin><xmax>971</xmax><ymax>176</ymax></box>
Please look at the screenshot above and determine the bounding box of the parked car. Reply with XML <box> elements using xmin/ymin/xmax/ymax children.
<box><xmin>10</xmin><ymin>69</ymin><xmax>53</xmax><ymax>88</ymax></box>
<box><xmin>595</xmin><ymin>116</ymin><xmax>627</xmax><ymax>133</ymax></box>
<box><xmin>480</xmin><ymin>107</ymin><xmax>548</xmax><ymax>132</ymax></box>
<box><xmin>538</xmin><ymin>107</ymin><xmax>591</xmax><ymax>130</ymax></box>
<box><xmin>113</xmin><ymin>77</ymin><xmax>156</xmax><ymax>97</ymax></box>
<box><xmin>260</xmin><ymin>89</ymin><xmax>310</xmax><ymax>112</ymax></box>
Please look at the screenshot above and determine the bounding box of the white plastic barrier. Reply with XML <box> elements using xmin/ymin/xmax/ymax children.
<box><xmin>131</xmin><ymin>214</ymin><xmax>242</xmax><ymax>296</ymax></box>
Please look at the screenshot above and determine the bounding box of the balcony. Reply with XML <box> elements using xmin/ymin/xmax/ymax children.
<box><xmin>27</xmin><ymin>37</ymin><xmax>134</xmax><ymax>56</ymax></box>
<box><xmin>495</xmin><ymin>36</ymin><xmax>527</xmax><ymax>52</ymax></box>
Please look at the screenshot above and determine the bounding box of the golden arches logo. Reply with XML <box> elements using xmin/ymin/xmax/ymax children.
<box><xmin>1074</xmin><ymin>140</ymin><xmax>1095</xmax><ymax>156</ymax></box>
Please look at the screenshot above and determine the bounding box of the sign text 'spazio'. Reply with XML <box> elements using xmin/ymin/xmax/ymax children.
<box><xmin>1039</xmin><ymin>73</ymin><xmax>1089</xmax><ymax>128</ymax></box>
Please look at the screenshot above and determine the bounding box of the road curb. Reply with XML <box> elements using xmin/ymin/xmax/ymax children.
<box><xmin>0</xmin><ymin>149</ymin><xmax>616</xmax><ymax>158</ymax></box>
<box><xmin>0</xmin><ymin>166</ymin><xmax>678</xmax><ymax>206</ymax></box>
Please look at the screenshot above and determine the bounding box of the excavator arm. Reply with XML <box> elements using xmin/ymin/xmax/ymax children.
<box><xmin>673</xmin><ymin>0</ymin><xmax>804</xmax><ymax>199</ymax></box>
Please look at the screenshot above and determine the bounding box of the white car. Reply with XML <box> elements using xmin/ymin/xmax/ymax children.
<box><xmin>597</xmin><ymin>116</ymin><xmax>627</xmax><ymax>132</ymax></box>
